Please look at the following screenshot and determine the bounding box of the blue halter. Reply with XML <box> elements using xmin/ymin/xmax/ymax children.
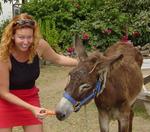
<box><xmin>63</xmin><ymin>80</ymin><xmax>101</xmax><ymax>112</ymax></box>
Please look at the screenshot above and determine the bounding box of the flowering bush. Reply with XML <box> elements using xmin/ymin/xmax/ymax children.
<box><xmin>67</xmin><ymin>47</ymin><xmax>74</xmax><ymax>53</ymax></box>
<box><xmin>21</xmin><ymin>0</ymin><xmax>150</xmax><ymax>51</ymax></box>
<box><xmin>66</xmin><ymin>47</ymin><xmax>76</xmax><ymax>57</ymax></box>
<box><xmin>132</xmin><ymin>31</ymin><xmax>141</xmax><ymax>37</ymax></box>
<box><xmin>121</xmin><ymin>35</ymin><xmax>129</xmax><ymax>42</ymax></box>
<box><xmin>82</xmin><ymin>33</ymin><xmax>89</xmax><ymax>40</ymax></box>
<box><xmin>102</xmin><ymin>29</ymin><xmax>112</xmax><ymax>35</ymax></box>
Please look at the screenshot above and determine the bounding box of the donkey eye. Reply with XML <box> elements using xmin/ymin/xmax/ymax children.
<box><xmin>79</xmin><ymin>83</ymin><xmax>90</xmax><ymax>90</ymax></box>
<box><xmin>66</xmin><ymin>75</ymin><xmax>71</xmax><ymax>84</ymax></box>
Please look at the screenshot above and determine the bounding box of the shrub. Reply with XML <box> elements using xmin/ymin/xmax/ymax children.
<box><xmin>21</xmin><ymin>0</ymin><xmax>150</xmax><ymax>51</ymax></box>
<box><xmin>0</xmin><ymin>19</ymin><xmax>10</xmax><ymax>41</ymax></box>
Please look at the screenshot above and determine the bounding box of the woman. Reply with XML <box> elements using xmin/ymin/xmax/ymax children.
<box><xmin>0</xmin><ymin>13</ymin><xmax>78</xmax><ymax>132</ymax></box>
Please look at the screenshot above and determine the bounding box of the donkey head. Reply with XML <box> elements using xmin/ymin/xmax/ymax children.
<box><xmin>55</xmin><ymin>35</ymin><xmax>122</xmax><ymax>121</ymax></box>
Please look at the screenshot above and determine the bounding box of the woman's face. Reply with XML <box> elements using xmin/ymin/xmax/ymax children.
<box><xmin>13</xmin><ymin>28</ymin><xmax>34</xmax><ymax>52</ymax></box>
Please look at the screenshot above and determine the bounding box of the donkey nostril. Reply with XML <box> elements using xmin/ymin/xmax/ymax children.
<box><xmin>56</xmin><ymin>112</ymin><xmax>66</xmax><ymax>121</ymax></box>
<box><xmin>61</xmin><ymin>113</ymin><xmax>65</xmax><ymax>118</ymax></box>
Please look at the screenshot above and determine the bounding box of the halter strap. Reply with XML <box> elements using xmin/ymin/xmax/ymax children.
<box><xmin>63</xmin><ymin>80</ymin><xmax>101</xmax><ymax>112</ymax></box>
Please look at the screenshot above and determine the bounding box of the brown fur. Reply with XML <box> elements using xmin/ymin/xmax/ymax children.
<box><xmin>58</xmin><ymin>39</ymin><xmax>143</xmax><ymax>132</ymax></box>
<box><xmin>94</xmin><ymin>43</ymin><xmax>143</xmax><ymax>132</ymax></box>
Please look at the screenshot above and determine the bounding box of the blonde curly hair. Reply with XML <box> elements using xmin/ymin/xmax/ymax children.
<box><xmin>0</xmin><ymin>13</ymin><xmax>41</xmax><ymax>63</ymax></box>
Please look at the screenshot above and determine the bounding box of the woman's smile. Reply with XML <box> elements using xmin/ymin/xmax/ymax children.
<box><xmin>14</xmin><ymin>28</ymin><xmax>33</xmax><ymax>52</ymax></box>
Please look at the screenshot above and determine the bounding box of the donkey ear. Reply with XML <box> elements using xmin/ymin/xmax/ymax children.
<box><xmin>107</xmin><ymin>53</ymin><xmax>123</xmax><ymax>65</ymax></box>
<box><xmin>74</xmin><ymin>34</ymin><xmax>88</xmax><ymax>61</ymax></box>
<box><xmin>89</xmin><ymin>53</ymin><xmax>123</xmax><ymax>74</ymax></box>
<box><xmin>101</xmin><ymin>53</ymin><xmax>123</xmax><ymax>68</ymax></box>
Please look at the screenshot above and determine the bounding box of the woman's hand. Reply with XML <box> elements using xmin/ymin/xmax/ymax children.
<box><xmin>31</xmin><ymin>106</ymin><xmax>48</xmax><ymax>121</ymax></box>
<box><xmin>31</xmin><ymin>106</ymin><xmax>56</xmax><ymax>121</ymax></box>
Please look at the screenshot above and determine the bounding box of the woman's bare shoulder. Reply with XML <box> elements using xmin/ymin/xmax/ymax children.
<box><xmin>36</xmin><ymin>39</ymin><xmax>49</xmax><ymax>56</ymax></box>
<box><xmin>0</xmin><ymin>58</ymin><xmax>11</xmax><ymax>72</ymax></box>
<box><xmin>0</xmin><ymin>58</ymin><xmax>11</xmax><ymax>88</ymax></box>
<box><xmin>38</xmin><ymin>39</ymin><xmax>49</xmax><ymax>48</ymax></box>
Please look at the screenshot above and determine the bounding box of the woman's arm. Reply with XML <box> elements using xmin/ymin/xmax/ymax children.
<box><xmin>37</xmin><ymin>39</ymin><xmax>78</xmax><ymax>66</ymax></box>
<box><xmin>0</xmin><ymin>60</ymin><xmax>47</xmax><ymax>119</ymax></box>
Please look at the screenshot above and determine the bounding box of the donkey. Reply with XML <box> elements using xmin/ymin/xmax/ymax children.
<box><xmin>55</xmin><ymin>35</ymin><xmax>143</xmax><ymax>132</ymax></box>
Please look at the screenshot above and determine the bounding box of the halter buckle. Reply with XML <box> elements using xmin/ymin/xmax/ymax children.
<box><xmin>74</xmin><ymin>102</ymin><xmax>81</xmax><ymax>112</ymax></box>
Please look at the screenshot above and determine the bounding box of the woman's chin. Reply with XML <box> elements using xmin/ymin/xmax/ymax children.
<box><xmin>19</xmin><ymin>47</ymin><xmax>29</xmax><ymax>52</ymax></box>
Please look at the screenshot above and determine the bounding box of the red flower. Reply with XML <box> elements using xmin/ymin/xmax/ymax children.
<box><xmin>120</xmin><ymin>35</ymin><xmax>133</xmax><ymax>46</ymax></box>
<box><xmin>92</xmin><ymin>45</ymin><xmax>97</xmax><ymax>49</ymax></box>
<box><xmin>67</xmin><ymin>47</ymin><xmax>74</xmax><ymax>53</ymax></box>
<box><xmin>121</xmin><ymin>35</ymin><xmax>128</xmax><ymax>42</ymax></box>
<box><xmin>82</xmin><ymin>33</ymin><xmax>89</xmax><ymax>40</ymax></box>
<box><xmin>102</xmin><ymin>28</ymin><xmax>112</xmax><ymax>35</ymax></box>
<box><xmin>132</xmin><ymin>31</ymin><xmax>140</xmax><ymax>37</ymax></box>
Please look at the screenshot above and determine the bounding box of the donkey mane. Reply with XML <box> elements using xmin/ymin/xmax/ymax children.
<box><xmin>104</xmin><ymin>42</ymin><xmax>143</xmax><ymax>67</ymax></box>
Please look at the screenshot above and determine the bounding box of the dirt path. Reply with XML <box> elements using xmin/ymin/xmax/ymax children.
<box><xmin>13</xmin><ymin>65</ymin><xmax>150</xmax><ymax>132</ymax></box>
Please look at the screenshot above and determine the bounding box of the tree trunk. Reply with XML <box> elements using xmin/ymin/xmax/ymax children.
<box><xmin>22</xmin><ymin>0</ymin><xmax>27</xmax><ymax>4</ymax></box>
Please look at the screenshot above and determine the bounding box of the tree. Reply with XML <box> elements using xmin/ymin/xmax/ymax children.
<box><xmin>0</xmin><ymin>3</ymin><xmax>2</xmax><ymax>14</ymax></box>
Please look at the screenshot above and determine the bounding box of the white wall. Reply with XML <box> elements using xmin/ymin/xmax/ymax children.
<box><xmin>142</xmin><ymin>59</ymin><xmax>150</xmax><ymax>69</ymax></box>
<box><xmin>0</xmin><ymin>0</ymin><xmax>23</xmax><ymax>25</ymax></box>
<box><xmin>0</xmin><ymin>0</ymin><xmax>12</xmax><ymax>23</ymax></box>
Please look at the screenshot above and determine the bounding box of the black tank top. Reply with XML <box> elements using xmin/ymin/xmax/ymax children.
<box><xmin>9</xmin><ymin>55</ymin><xmax>40</xmax><ymax>90</ymax></box>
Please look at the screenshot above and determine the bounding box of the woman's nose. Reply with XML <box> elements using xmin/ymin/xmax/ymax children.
<box><xmin>23</xmin><ymin>38</ymin><xmax>29</xmax><ymax>43</ymax></box>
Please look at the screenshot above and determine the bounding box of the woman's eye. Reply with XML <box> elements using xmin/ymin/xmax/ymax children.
<box><xmin>19</xmin><ymin>36</ymin><xmax>24</xmax><ymax>39</ymax></box>
<box><xmin>27</xmin><ymin>36</ymin><xmax>33</xmax><ymax>40</ymax></box>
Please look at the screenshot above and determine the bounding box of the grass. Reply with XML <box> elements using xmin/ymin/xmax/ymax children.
<box><xmin>134</xmin><ymin>103</ymin><xmax>150</xmax><ymax>120</ymax></box>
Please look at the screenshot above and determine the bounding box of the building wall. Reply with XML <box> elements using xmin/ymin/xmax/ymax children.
<box><xmin>0</xmin><ymin>0</ymin><xmax>12</xmax><ymax>23</ymax></box>
<box><xmin>0</xmin><ymin>0</ymin><xmax>22</xmax><ymax>24</ymax></box>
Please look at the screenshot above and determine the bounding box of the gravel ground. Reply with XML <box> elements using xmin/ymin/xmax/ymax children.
<box><xmin>12</xmin><ymin>65</ymin><xmax>150</xmax><ymax>132</ymax></box>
